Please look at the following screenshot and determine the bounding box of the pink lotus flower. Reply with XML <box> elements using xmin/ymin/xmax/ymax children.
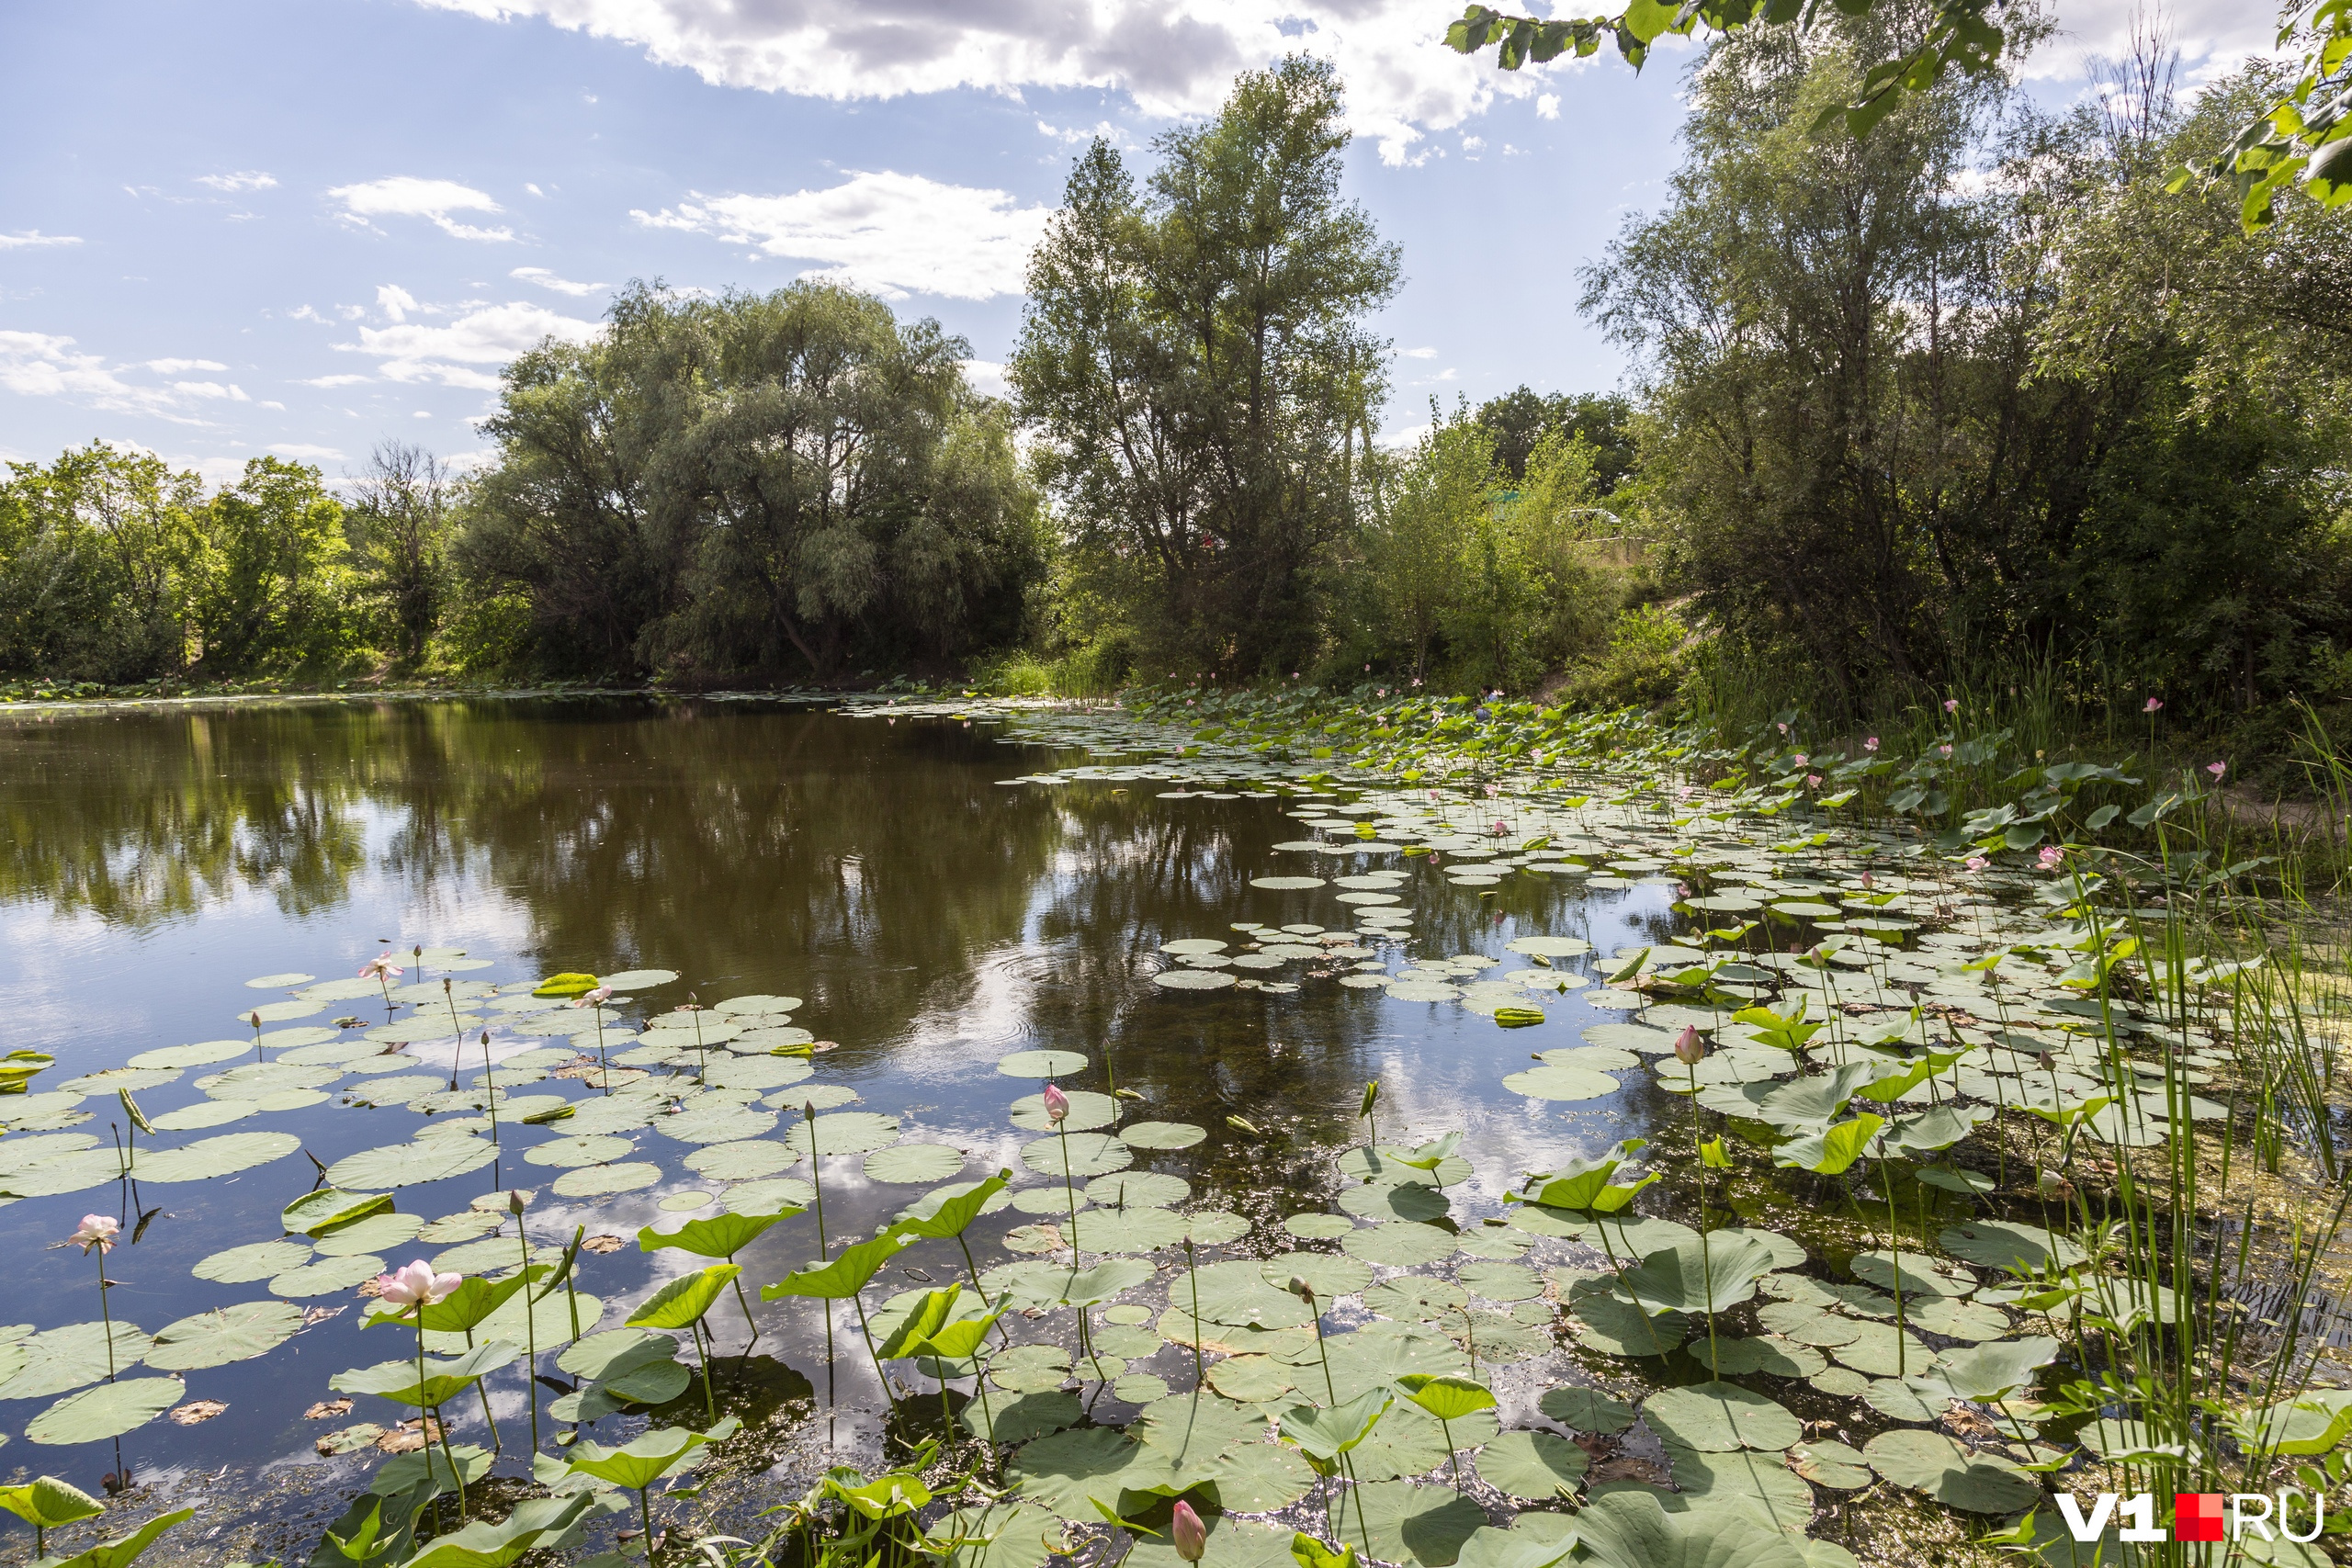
<box><xmin>1674</xmin><ymin>1026</ymin><xmax>1705</xmax><ymax>1066</ymax></box>
<box><xmin>1964</xmin><ymin>855</ymin><xmax>1989</xmax><ymax>873</ymax></box>
<box><xmin>1943</xmin><ymin>698</ymin><xmax>1959</xmax><ymax>713</ymax></box>
<box><xmin>2143</xmin><ymin>697</ymin><xmax>2163</xmax><ymax>714</ymax></box>
<box><xmin>374</xmin><ymin>1260</ymin><xmax>462</xmax><ymax>1310</ymax></box>
<box><xmin>571</xmin><ymin>984</ymin><xmax>613</xmax><ymax>1010</ymax></box>
<box><xmin>1806</xmin><ymin>774</ymin><xmax>1822</xmax><ymax>788</ymax></box>
<box><xmin>70</xmin><ymin>1214</ymin><xmax>119</xmax><ymax>1255</ymax></box>
<box><xmin>1792</xmin><ymin>754</ymin><xmax>1807</xmax><ymax>767</ymax></box>
<box><xmin>1410</xmin><ymin>677</ymin><xmax>1423</xmax><ymax>687</ymax></box>
<box><xmin>1171</xmin><ymin>1501</ymin><xmax>1207</xmax><ymax>1562</ymax></box>
<box><xmin>1859</xmin><ymin>872</ymin><xmax>1874</xmax><ymax>888</ymax></box>
<box><xmin>1775</xmin><ymin>722</ymin><xmax>1788</xmax><ymax>735</ymax></box>
<box><xmin>1938</xmin><ymin>744</ymin><xmax>1953</xmax><ymax>758</ymax></box>
<box><xmin>1043</xmin><ymin>1083</ymin><xmax>1071</xmax><ymax>1125</ymax></box>
<box><xmin>1864</xmin><ymin>737</ymin><xmax>1880</xmax><ymax>752</ymax></box>
<box><xmin>2038</xmin><ymin>846</ymin><xmax>2064</xmax><ymax>871</ymax></box>
<box><xmin>358</xmin><ymin>953</ymin><xmax>403</xmax><ymax>982</ymax></box>
<box><xmin>1484</xmin><ymin>784</ymin><xmax>1500</xmax><ymax>797</ymax></box>
<box><xmin>2209</xmin><ymin>761</ymin><xmax>2227</xmax><ymax>779</ymax></box>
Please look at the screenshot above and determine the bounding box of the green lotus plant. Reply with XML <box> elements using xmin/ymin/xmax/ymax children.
<box><xmin>0</xmin><ymin>1475</ymin><xmax>103</xmax><ymax>1557</ymax></box>
<box><xmin>565</xmin><ymin>1417</ymin><xmax>739</xmax><ymax>1563</ymax></box>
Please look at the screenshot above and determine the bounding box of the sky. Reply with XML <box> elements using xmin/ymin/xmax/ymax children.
<box><xmin>0</xmin><ymin>0</ymin><xmax>2282</xmax><ymax>485</ymax></box>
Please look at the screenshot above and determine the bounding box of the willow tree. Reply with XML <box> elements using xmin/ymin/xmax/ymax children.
<box><xmin>1012</xmin><ymin>56</ymin><xmax>1401</xmax><ymax>676</ymax></box>
<box><xmin>461</xmin><ymin>281</ymin><xmax>1040</xmax><ymax>678</ymax></box>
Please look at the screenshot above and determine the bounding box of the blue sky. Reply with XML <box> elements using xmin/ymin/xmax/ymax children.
<box><xmin>0</xmin><ymin>0</ymin><xmax>2270</xmax><ymax>485</ymax></box>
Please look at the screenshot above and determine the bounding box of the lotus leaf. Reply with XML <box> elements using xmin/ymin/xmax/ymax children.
<box><xmin>1692</xmin><ymin>1335</ymin><xmax>1827</xmax><ymax>1378</ymax></box>
<box><xmin>1091</xmin><ymin>1170</ymin><xmax>1191</xmax><ymax>1207</ymax></box>
<box><xmin>965</xmin><ymin>1390</ymin><xmax>1081</xmax><ymax>1445</ymax></box>
<box><xmin>194</xmin><ymin>1239</ymin><xmax>312</xmax><ymax>1283</ymax></box>
<box><xmin>1341</xmin><ymin>1223</ymin><xmax>1458</xmax><ymax>1268</ymax></box>
<box><xmin>1020</xmin><ymin>1131</ymin><xmax>1131</xmax><ymax>1178</ymax></box>
<box><xmin>865</xmin><ymin>1142</ymin><xmax>966</xmax><ymax>1183</ymax></box>
<box><xmin>311</xmin><ymin>1212</ymin><xmax>425</xmax><ymax>1257</ymax></box>
<box><xmin>1284</xmin><ymin>1213</ymin><xmax>1355</xmax><ymax>1240</ymax></box>
<box><xmin>551</xmin><ymin>1161</ymin><xmax>663</xmax><ymax>1197</ymax></box>
<box><xmin>1123</xmin><ymin>1121</ymin><xmax>1209</xmax><ymax>1149</ymax></box>
<box><xmin>13</xmin><ymin>1322</ymin><xmax>156</xmax><ymax>1399</ymax></box>
<box><xmin>1012</xmin><ymin>1089</ymin><xmax>1117</xmax><ymax>1131</ymax></box>
<box><xmin>1641</xmin><ymin>1381</ymin><xmax>1802</xmax><ymax>1451</ymax></box>
<box><xmin>525</xmin><ymin>1134</ymin><xmax>638</xmax><ymax>1168</ymax></box>
<box><xmin>271</xmin><ymin>1254</ymin><xmax>387</xmax><ymax>1298</ymax></box>
<box><xmin>1939</xmin><ymin>1219</ymin><xmax>2086</xmax><ymax>1271</ymax></box>
<box><xmin>1188</xmin><ymin>1260</ymin><xmax>1317</xmax><ymax>1329</ymax></box>
<box><xmin>1131</xmin><ymin>1391</ymin><xmax>1267</xmax><ymax>1461</ymax></box>
<box><xmin>1535</xmin><ymin>1385</ymin><xmax>1635</xmax><ymax>1432</ymax></box>
<box><xmin>1613</xmin><ymin>1234</ymin><xmax>1779</xmax><ymax>1315</ymax></box>
<box><xmin>1328</xmin><ymin>1480</ymin><xmax>1487</xmax><ymax>1568</ymax></box>
<box><xmin>997</xmin><ymin>1050</ymin><xmax>1091</xmax><ymax>1077</ymax></box>
<box><xmin>325</xmin><ymin>1135</ymin><xmax>495</xmax><ymax>1190</ymax></box>
<box><xmin>1340</xmin><ymin>1181</ymin><xmax>1449</xmax><ymax>1224</ymax></box>
<box><xmin>28</xmin><ymin>1376</ymin><xmax>185</xmax><ymax>1445</ymax></box>
<box><xmin>1259</xmin><ymin>1251</ymin><xmax>1372</xmax><ymax>1301</ymax></box>
<box><xmin>145</xmin><ymin>1300</ymin><xmax>304</xmax><ymax>1371</ymax></box>
<box><xmin>1566</xmin><ymin>1489</ymin><xmax>1808</xmax><ymax>1568</ymax></box>
<box><xmin>1658</xmin><ymin>1443</ymin><xmax>1816</xmax><ymax>1531</ymax></box>
<box><xmin>1862</xmin><ymin>1427</ymin><xmax>2041</xmax><ymax>1512</ymax></box>
<box><xmin>1472</xmin><ymin>1429</ymin><xmax>1588</xmax><ymax>1499</ymax></box>
<box><xmin>789</xmin><ymin>1111</ymin><xmax>901</xmax><ymax>1156</ymax></box>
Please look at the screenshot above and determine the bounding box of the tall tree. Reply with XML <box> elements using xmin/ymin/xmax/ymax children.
<box><xmin>460</xmin><ymin>281</ymin><xmax>1039</xmax><ymax>678</ymax></box>
<box><xmin>196</xmin><ymin>457</ymin><xmax>351</xmax><ymax>674</ymax></box>
<box><xmin>347</xmin><ymin>442</ymin><xmax>456</xmax><ymax>667</ymax></box>
<box><xmin>0</xmin><ymin>444</ymin><xmax>206</xmax><ymax>681</ymax></box>
<box><xmin>1013</xmin><ymin>56</ymin><xmax>1402</xmax><ymax>675</ymax></box>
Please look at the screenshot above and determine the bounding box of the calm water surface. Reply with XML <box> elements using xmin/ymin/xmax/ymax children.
<box><xmin>0</xmin><ymin>696</ymin><xmax>1680</xmax><ymax>1560</ymax></box>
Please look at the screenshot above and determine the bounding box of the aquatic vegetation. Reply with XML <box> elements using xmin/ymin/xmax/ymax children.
<box><xmin>4</xmin><ymin>688</ymin><xmax>2351</xmax><ymax>1568</ymax></box>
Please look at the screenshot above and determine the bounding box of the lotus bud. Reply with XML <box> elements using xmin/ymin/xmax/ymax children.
<box><xmin>1674</xmin><ymin>1025</ymin><xmax>1705</xmax><ymax>1066</ymax></box>
<box><xmin>1286</xmin><ymin>1276</ymin><xmax>1316</xmax><ymax>1305</ymax></box>
<box><xmin>1171</xmin><ymin>1501</ymin><xmax>1206</xmax><ymax>1562</ymax></box>
<box><xmin>508</xmin><ymin>1188</ymin><xmax>528</xmax><ymax>1215</ymax></box>
<box><xmin>246</xmin><ymin>1011</ymin><xmax>262</xmax><ymax>1030</ymax></box>
<box><xmin>1043</xmin><ymin>1083</ymin><xmax>1071</xmax><ymax>1125</ymax></box>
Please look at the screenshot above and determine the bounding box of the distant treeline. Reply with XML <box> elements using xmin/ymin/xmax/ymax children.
<box><xmin>6</xmin><ymin>31</ymin><xmax>2351</xmax><ymax>750</ymax></box>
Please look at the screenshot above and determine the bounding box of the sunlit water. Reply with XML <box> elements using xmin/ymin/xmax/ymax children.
<box><xmin>0</xmin><ymin>696</ymin><xmax>1698</xmax><ymax>1561</ymax></box>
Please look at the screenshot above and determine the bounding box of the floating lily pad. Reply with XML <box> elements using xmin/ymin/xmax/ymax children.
<box><xmin>1283</xmin><ymin>1213</ymin><xmax>1354</xmax><ymax>1240</ymax></box>
<box><xmin>145</xmin><ymin>1301</ymin><xmax>305</xmax><ymax>1371</ymax></box>
<box><xmin>28</xmin><ymin>1376</ymin><xmax>184</xmax><ymax>1445</ymax></box>
<box><xmin>195</xmin><ymin>1239</ymin><xmax>313</xmax><ymax>1284</ymax></box>
<box><xmin>661</xmin><ymin>1105</ymin><xmax>779</xmax><ymax>1145</ymax></box>
<box><xmin>1206</xmin><ymin>1355</ymin><xmax>1295</xmax><ymax>1403</ymax></box>
<box><xmin>601</xmin><ymin>969</ymin><xmax>679</xmax><ymax>990</ymax></box>
<box><xmin>1457</xmin><ymin>1261</ymin><xmax>1542</xmax><ymax>1303</ymax></box>
<box><xmin>1012</xmin><ymin>1090</ymin><xmax>1117</xmax><ymax>1132</ymax></box>
<box><xmin>1122</xmin><ymin>1122</ymin><xmax>1208</xmax><ymax>1150</ymax></box>
<box><xmin>966</xmin><ymin>1390</ymin><xmax>1081</xmax><ymax>1446</ymax></box>
<box><xmin>1939</xmin><ymin>1219</ymin><xmax>2085</xmax><ymax>1271</ymax></box>
<box><xmin>526</xmin><ymin>1134</ymin><xmax>639</xmax><ymax>1168</ymax></box>
<box><xmin>1021</xmin><ymin>1133</ymin><xmax>1131</xmax><ymax>1179</ymax></box>
<box><xmin>14</xmin><ymin>1322</ymin><xmax>157</xmax><ymax>1399</ymax></box>
<box><xmin>324</xmin><ymin>1135</ymin><xmax>496</xmax><ymax>1190</ymax></box>
<box><xmin>1342</xmin><ymin>1223</ymin><xmax>1458</xmax><ymax>1268</ymax></box>
<box><xmin>1537</xmin><ymin>1386</ymin><xmax>1636</xmax><ymax>1433</ymax></box>
<box><xmin>553</xmin><ymin>1161</ymin><xmax>663</xmax><ymax>1197</ymax></box>
<box><xmin>1259</xmin><ymin>1251</ymin><xmax>1373</xmax><ymax>1301</ymax></box>
<box><xmin>1067</xmin><ymin>1207</ymin><xmax>1189</xmax><ymax>1253</ymax></box>
<box><xmin>1188</xmin><ymin>1261</ymin><xmax>1316</xmax><ymax>1329</ymax></box>
<box><xmin>790</xmin><ymin>1112</ymin><xmax>902</xmax><ymax>1156</ymax></box>
<box><xmin>1642</xmin><ymin>1381</ymin><xmax>1803</xmax><ymax>1451</ymax></box>
<box><xmin>723</xmin><ymin>1177</ymin><xmax>817</xmax><ymax>1213</ymax></box>
<box><xmin>1500</xmin><ymin>1065</ymin><xmax>1621</xmax><ymax>1101</ymax></box>
<box><xmin>270</xmin><ymin>1255</ymin><xmax>386</xmax><ymax>1298</ymax></box>
<box><xmin>684</xmin><ymin>1140</ymin><xmax>796</xmax><ymax>1181</ymax></box>
<box><xmin>1476</xmin><ymin>1429</ymin><xmax>1589</xmax><ymax>1499</ymax></box>
<box><xmin>1660</xmin><ymin>1443</ymin><xmax>1816</xmax><ymax>1531</ymax></box>
<box><xmin>1089</xmin><ymin>1171</ymin><xmax>1190</xmax><ymax>1207</ymax></box>
<box><xmin>1692</xmin><ymin>1335</ymin><xmax>1828</xmax><ymax>1379</ymax></box>
<box><xmin>132</xmin><ymin>1130</ymin><xmax>303</xmax><ymax>1183</ymax></box>
<box><xmin>998</xmin><ymin>1050</ymin><xmax>1091</xmax><ymax>1077</ymax></box>
<box><xmin>703</xmin><ymin>1056</ymin><xmax>813</xmax><ymax>1093</ymax></box>
<box><xmin>312</xmin><ymin>1213</ymin><xmax>426</xmax><ymax>1257</ymax></box>
<box><xmin>1250</xmin><ymin>875</ymin><xmax>1327</xmax><ymax>890</ymax></box>
<box><xmin>1569</xmin><ymin>1292</ymin><xmax>1688</xmax><ymax>1359</ymax></box>
<box><xmin>1155</xmin><ymin>970</ymin><xmax>1238</xmax><ymax>990</ymax></box>
<box><xmin>1340</xmin><ymin>1181</ymin><xmax>1450</xmax><ymax>1224</ymax></box>
<box><xmin>1330</xmin><ymin>1479</ymin><xmax>1488</xmax><ymax>1567</ymax></box>
<box><xmin>159</xmin><ymin>1032</ymin><xmax>289</xmax><ymax>1080</ymax></box>
<box><xmin>1862</xmin><ymin>1428</ymin><xmax>2041</xmax><ymax>1512</ymax></box>
<box><xmin>865</xmin><ymin>1143</ymin><xmax>966</xmax><ymax>1183</ymax></box>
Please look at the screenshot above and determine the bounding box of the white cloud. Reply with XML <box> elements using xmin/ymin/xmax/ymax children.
<box><xmin>1399</xmin><ymin>345</ymin><xmax>1437</xmax><ymax>358</ymax></box>
<box><xmin>961</xmin><ymin>358</ymin><xmax>1011</xmax><ymax>399</ymax></box>
<box><xmin>635</xmin><ymin>171</ymin><xmax>1051</xmax><ymax>299</ymax></box>
<box><xmin>2030</xmin><ymin>0</ymin><xmax>2279</xmax><ymax>87</ymax></box>
<box><xmin>413</xmin><ymin>0</ymin><xmax>1569</xmax><ymax>164</ymax></box>
<box><xmin>298</xmin><ymin>373</ymin><xmax>373</xmax><ymax>387</ymax></box>
<box><xmin>269</xmin><ymin>443</ymin><xmax>345</xmax><ymax>460</ymax></box>
<box><xmin>329</xmin><ymin>176</ymin><xmax>515</xmax><ymax>242</ymax></box>
<box><xmin>511</xmin><ymin>265</ymin><xmax>610</xmax><ymax>297</ymax></box>
<box><xmin>290</xmin><ymin>305</ymin><xmax>328</xmax><ymax>322</ymax></box>
<box><xmin>335</xmin><ymin>299</ymin><xmax>600</xmax><ymax>389</ymax></box>
<box><xmin>1536</xmin><ymin>92</ymin><xmax>1559</xmax><ymax>119</ymax></box>
<box><xmin>0</xmin><ymin>332</ymin><xmax>241</xmax><ymax>421</ymax></box>
<box><xmin>0</xmin><ymin>231</ymin><xmax>81</xmax><ymax>249</ymax></box>
<box><xmin>525</xmin><ymin>182</ymin><xmax>546</xmax><ymax>196</ymax></box>
<box><xmin>259</xmin><ymin>400</ymin><xmax>286</xmax><ymax>410</ymax></box>
<box><xmin>198</xmin><ymin>170</ymin><xmax>278</xmax><ymax>192</ymax></box>
<box><xmin>378</xmin><ymin>283</ymin><xmax>423</xmax><ymax>321</ymax></box>
<box><xmin>144</xmin><ymin>357</ymin><xmax>229</xmax><ymax>373</ymax></box>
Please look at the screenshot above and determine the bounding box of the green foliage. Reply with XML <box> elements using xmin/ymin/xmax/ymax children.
<box><xmin>458</xmin><ymin>280</ymin><xmax>1043</xmax><ymax>680</ymax></box>
<box><xmin>1474</xmin><ymin>387</ymin><xmax>1634</xmax><ymax>492</ymax></box>
<box><xmin>1012</xmin><ymin>56</ymin><xmax>1400</xmax><ymax>677</ymax></box>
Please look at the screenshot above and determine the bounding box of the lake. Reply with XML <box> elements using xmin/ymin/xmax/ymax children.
<box><xmin>2</xmin><ymin>694</ymin><xmax>1706</xmax><ymax>1564</ymax></box>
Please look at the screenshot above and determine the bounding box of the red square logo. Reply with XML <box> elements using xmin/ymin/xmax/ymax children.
<box><xmin>2175</xmin><ymin>1493</ymin><xmax>2225</xmax><ymax>1542</ymax></box>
